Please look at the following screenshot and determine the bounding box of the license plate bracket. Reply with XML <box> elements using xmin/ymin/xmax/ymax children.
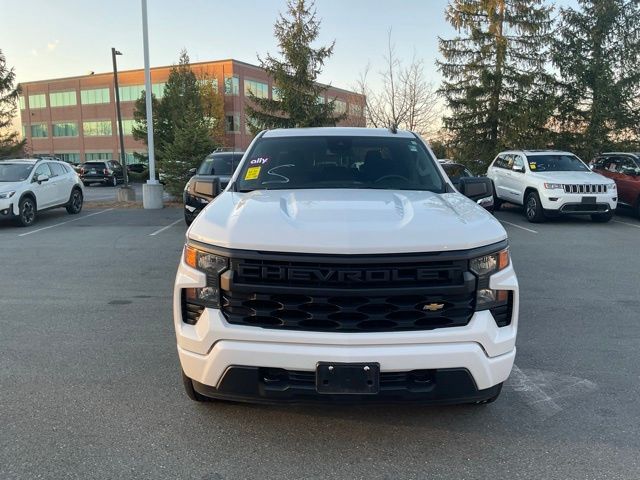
<box><xmin>316</xmin><ymin>362</ymin><xmax>380</xmax><ymax>394</ymax></box>
<box><xmin>582</xmin><ymin>196</ymin><xmax>596</xmax><ymax>204</ymax></box>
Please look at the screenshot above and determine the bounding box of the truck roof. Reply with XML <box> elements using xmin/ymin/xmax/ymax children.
<box><xmin>262</xmin><ymin>127</ymin><xmax>416</xmax><ymax>139</ymax></box>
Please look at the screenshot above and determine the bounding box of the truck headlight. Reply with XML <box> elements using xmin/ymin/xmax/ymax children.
<box><xmin>470</xmin><ymin>248</ymin><xmax>510</xmax><ymax>310</ymax></box>
<box><xmin>182</xmin><ymin>244</ymin><xmax>228</xmax><ymax>312</ymax></box>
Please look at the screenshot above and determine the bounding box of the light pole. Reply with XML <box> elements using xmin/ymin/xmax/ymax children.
<box><xmin>141</xmin><ymin>0</ymin><xmax>163</xmax><ymax>208</ymax></box>
<box><xmin>111</xmin><ymin>47</ymin><xmax>129</xmax><ymax>187</ymax></box>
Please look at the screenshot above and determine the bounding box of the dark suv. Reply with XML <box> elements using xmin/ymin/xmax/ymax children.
<box><xmin>592</xmin><ymin>153</ymin><xmax>640</xmax><ymax>217</ymax></box>
<box><xmin>183</xmin><ymin>151</ymin><xmax>244</xmax><ymax>225</ymax></box>
<box><xmin>79</xmin><ymin>161</ymin><xmax>125</xmax><ymax>186</ymax></box>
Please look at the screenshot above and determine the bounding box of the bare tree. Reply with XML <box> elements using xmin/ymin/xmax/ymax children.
<box><xmin>357</xmin><ymin>31</ymin><xmax>441</xmax><ymax>136</ymax></box>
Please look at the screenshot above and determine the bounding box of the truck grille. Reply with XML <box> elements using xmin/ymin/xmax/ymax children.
<box><xmin>563</xmin><ymin>184</ymin><xmax>607</xmax><ymax>194</ymax></box>
<box><xmin>220</xmin><ymin>254</ymin><xmax>476</xmax><ymax>333</ymax></box>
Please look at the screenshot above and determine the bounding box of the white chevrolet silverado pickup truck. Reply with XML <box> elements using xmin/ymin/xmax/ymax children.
<box><xmin>173</xmin><ymin>127</ymin><xmax>519</xmax><ymax>405</ymax></box>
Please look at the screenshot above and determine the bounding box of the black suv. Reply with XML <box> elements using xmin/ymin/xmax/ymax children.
<box><xmin>183</xmin><ymin>151</ymin><xmax>244</xmax><ymax>225</ymax></box>
<box><xmin>79</xmin><ymin>161</ymin><xmax>125</xmax><ymax>186</ymax></box>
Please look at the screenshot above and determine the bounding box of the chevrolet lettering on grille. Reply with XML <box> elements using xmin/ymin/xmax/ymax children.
<box><xmin>237</xmin><ymin>265</ymin><xmax>445</xmax><ymax>283</ymax></box>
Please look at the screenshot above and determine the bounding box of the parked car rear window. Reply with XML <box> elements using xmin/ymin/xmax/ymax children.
<box><xmin>83</xmin><ymin>162</ymin><xmax>106</xmax><ymax>169</ymax></box>
<box><xmin>0</xmin><ymin>163</ymin><xmax>34</xmax><ymax>182</ymax></box>
<box><xmin>236</xmin><ymin>136</ymin><xmax>445</xmax><ymax>193</ymax></box>
<box><xmin>526</xmin><ymin>154</ymin><xmax>589</xmax><ymax>172</ymax></box>
<box><xmin>198</xmin><ymin>154</ymin><xmax>243</xmax><ymax>176</ymax></box>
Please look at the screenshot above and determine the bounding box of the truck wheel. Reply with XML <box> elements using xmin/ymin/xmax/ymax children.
<box><xmin>16</xmin><ymin>197</ymin><xmax>37</xmax><ymax>227</ymax></box>
<box><xmin>474</xmin><ymin>383</ymin><xmax>503</xmax><ymax>405</ymax></box>
<box><xmin>182</xmin><ymin>370</ymin><xmax>208</xmax><ymax>402</ymax></box>
<box><xmin>525</xmin><ymin>191</ymin><xmax>545</xmax><ymax>223</ymax></box>
<box><xmin>184</xmin><ymin>211</ymin><xmax>194</xmax><ymax>226</ymax></box>
<box><xmin>591</xmin><ymin>211</ymin><xmax>613</xmax><ymax>223</ymax></box>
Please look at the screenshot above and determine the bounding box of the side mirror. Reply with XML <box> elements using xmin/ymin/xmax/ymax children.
<box><xmin>193</xmin><ymin>176</ymin><xmax>222</xmax><ymax>200</ymax></box>
<box><xmin>458</xmin><ymin>176</ymin><xmax>494</xmax><ymax>204</ymax></box>
<box><xmin>35</xmin><ymin>174</ymin><xmax>50</xmax><ymax>183</ymax></box>
<box><xmin>188</xmin><ymin>168</ymin><xmax>197</xmax><ymax>177</ymax></box>
<box><xmin>512</xmin><ymin>165</ymin><xmax>525</xmax><ymax>173</ymax></box>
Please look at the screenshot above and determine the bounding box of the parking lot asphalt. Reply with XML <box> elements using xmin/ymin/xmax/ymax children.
<box><xmin>1</xmin><ymin>206</ymin><xmax>640</xmax><ymax>479</ymax></box>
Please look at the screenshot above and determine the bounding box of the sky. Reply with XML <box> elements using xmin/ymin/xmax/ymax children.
<box><xmin>2</xmin><ymin>0</ymin><xmax>578</xmax><ymax>94</ymax></box>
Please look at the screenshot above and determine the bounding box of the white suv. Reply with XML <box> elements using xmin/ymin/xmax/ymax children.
<box><xmin>0</xmin><ymin>159</ymin><xmax>84</xmax><ymax>227</ymax></box>
<box><xmin>174</xmin><ymin>128</ymin><xmax>519</xmax><ymax>406</ymax></box>
<box><xmin>487</xmin><ymin>150</ymin><xmax>617</xmax><ymax>223</ymax></box>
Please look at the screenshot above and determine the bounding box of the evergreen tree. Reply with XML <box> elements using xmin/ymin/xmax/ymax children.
<box><xmin>245</xmin><ymin>0</ymin><xmax>345</xmax><ymax>132</ymax></box>
<box><xmin>132</xmin><ymin>50</ymin><xmax>217</xmax><ymax>194</ymax></box>
<box><xmin>437</xmin><ymin>0</ymin><xmax>553</xmax><ymax>168</ymax></box>
<box><xmin>552</xmin><ymin>0</ymin><xmax>640</xmax><ymax>159</ymax></box>
<box><xmin>0</xmin><ymin>49</ymin><xmax>25</xmax><ymax>159</ymax></box>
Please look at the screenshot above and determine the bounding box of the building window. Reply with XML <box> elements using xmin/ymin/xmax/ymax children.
<box><xmin>52</xmin><ymin>122</ymin><xmax>79</xmax><ymax>137</ymax></box>
<box><xmin>334</xmin><ymin>99</ymin><xmax>347</xmax><ymax>114</ymax></box>
<box><xmin>272</xmin><ymin>87</ymin><xmax>281</xmax><ymax>101</ymax></box>
<box><xmin>81</xmin><ymin>88</ymin><xmax>110</xmax><ymax>105</ymax></box>
<box><xmin>85</xmin><ymin>152</ymin><xmax>113</xmax><ymax>161</ymax></box>
<box><xmin>120</xmin><ymin>119</ymin><xmax>136</xmax><ymax>135</ymax></box>
<box><xmin>244</xmin><ymin>79</ymin><xmax>269</xmax><ymax>99</ymax></box>
<box><xmin>316</xmin><ymin>95</ymin><xmax>325</xmax><ymax>104</ymax></box>
<box><xmin>225</xmin><ymin>114</ymin><xmax>240</xmax><ymax>133</ymax></box>
<box><xmin>224</xmin><ymin>75</ymin><xmax>239</xmax><ymax>96</ymax></box>
<box><xmin>83</xmin><ymin>120</ymin><xmax>112</xmax><ymax>136</ymax></box>
<box><xmin>152</xmin><ymin>83</ymin><xmax>166</xmax><ymax>98</ymax></box>
<box><xmin>18</xmin><ymin>96</ymin><xmax>25</xmax><ymax>110</ymax></box>
<box><xmin>29</xmin><ymin>94</ymin><xmax>47</xmax><ymax>109</ymax></box>
<box><xmin>350</xmin><ymin>103</ymin><xmax>363</xmax><ymax>116</ymax></box>
<box><xmin>50</xmin><ymin>91</ymin><xmax>77</xmax><ymax>107</ymax></box>
<box><xmin>57</xmin><ymin>153</ymin><xmax>81</xmax><ymax>165</ymax></box>
<box><xmin>30</xmin><ymin>124</ymin><xmax>48</xmax><ymax>138</ymax></box>
<box><xmin>21</xmin><ymin>125</ymin><xmax>26</xmax><ymax>138</ymax></box>
<box><xmin>119</xmin><ymin>85</ymin><xmax>145</xmax><ymax>102</ymax></box>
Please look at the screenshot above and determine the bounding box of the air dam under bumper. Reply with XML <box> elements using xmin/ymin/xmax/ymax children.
<box><xmin>174</xmin><ymin>254</ymin><xmax>518</xmax><ymax>404</ymax></box>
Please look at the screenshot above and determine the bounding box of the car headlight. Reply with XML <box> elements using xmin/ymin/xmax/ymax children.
<box><xmin>608</xmin><ymin>183</ymin><xmax>617</xmax><ymax>191</ymax></box>
<box><xmin>182</xmin><ymin>244</ymin><xmax>229</xmax><ymax>315</ymax></box>
<box><xmin>544</xmin><ymin>183</ymin><xmax>563</xmax><ymax>190</ymax></box>
<box><xmin>0</xmin><ymin>191</ymin><xmax>16</xmax><ymax>199</ymax></box>
<box><xmin>470</xmin><ymin>248</ymin><xmax>511</xmax><ymax>311</ymax></box>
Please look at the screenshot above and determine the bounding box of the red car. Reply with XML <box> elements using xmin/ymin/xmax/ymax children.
<box><xmin>593</xmin><ymin>153</ymin><xmax>640</xmax><ymax>218</ymax></box>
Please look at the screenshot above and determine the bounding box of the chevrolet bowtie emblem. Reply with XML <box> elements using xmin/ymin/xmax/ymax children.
<box><xmin>423</xmin><ymin>303</ymin><xmax>445</xmax><ymax>312</ymax></box>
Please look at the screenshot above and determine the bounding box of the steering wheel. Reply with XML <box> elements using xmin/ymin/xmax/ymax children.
<box><xmin>374</xmin><ymin>174</ymin><xmax>410</xmax><ymax>184</ymax></box>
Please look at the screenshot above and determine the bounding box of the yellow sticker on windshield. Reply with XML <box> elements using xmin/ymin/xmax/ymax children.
<box><xmin>244</xmin><ymin>166</ymin><xmax>261</xmax><ymax>180</ymax></box>
<box><xmin>529</xmin><ymin>162</ymin><xmax>537</xmax><ymax>170</ymax></box>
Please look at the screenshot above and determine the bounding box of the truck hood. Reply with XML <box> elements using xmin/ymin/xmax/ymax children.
<box><xmin>188</xmin><ymin>189</ymin><xmax>506</xmax><ymax>255</ymax></box>
<box><xmin>529</xmin><ymin>171</ymin><xmax>612</xmax><ymax>184</ymax></box>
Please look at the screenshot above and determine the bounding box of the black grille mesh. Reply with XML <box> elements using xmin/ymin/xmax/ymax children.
<box><xmin>222</xmin><ymin>290</ymin><xmax>474</xmax><ymax>332</ymax></box>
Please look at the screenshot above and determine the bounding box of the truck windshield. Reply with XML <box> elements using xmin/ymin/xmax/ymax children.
<box><xmin>526</xmin><ymin>154</ymin><xmax>589</xmax><ymax>172</ymax></box>
<box><xmin>0</xmin><ymin>163</ymin><xmax>34</xmax><ymax>182</ymax></box>
<box><xmin>235</xmin><ymin>136</ymin><xmax>445</xmax><ymax>193</ymax></box>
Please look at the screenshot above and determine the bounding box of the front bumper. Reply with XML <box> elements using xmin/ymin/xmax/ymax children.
<box><xmin>0</xmin><ymin>199</ymin><xmax>15</xmax><ymax>217</ymax></box>
<box><xmin>538</xmin><ymin>189</ymin><xmax>617</xmax><ymax>214</ymax></box>
<box><xmin>173</xmin><ymin>257</ymin><xmax>519</xmax><ymax>403</ymax></box>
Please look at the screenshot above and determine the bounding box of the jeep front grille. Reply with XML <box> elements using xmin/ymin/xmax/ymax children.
<box><xmin>563</xmin><ymin>184</ymin><xmax>607</xmax><ymax>194</ymax></box>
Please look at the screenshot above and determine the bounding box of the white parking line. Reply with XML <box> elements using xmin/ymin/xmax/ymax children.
<box><xmin>149</xmin><ymin>218</ymin><xmax>182</xmax><ymax>236</ymax></box>
<box><xmin>499</xmin><ymin>220</ymin><xmax>538</xmax><ymax>234</ymax></box>
<box><xmin>18</xmin><ymin>208</ymin><xmax>114</xmax><ymax>237</ymax></box>
<box><xmin>613</xmin><ymin>220</ymin><xmax>640</xmax><ymax>229</ymax></box>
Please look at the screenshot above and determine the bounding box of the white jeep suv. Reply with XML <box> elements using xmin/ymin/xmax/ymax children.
<box><xmin>174</xmin><ymin>128</ymin><xmax>519</xmax><ymax>406</ymax></box>
<box><xmin>0</xmin><ymin>159</ymin><xmax>84</xmax><ymax>227</ymax></box>
<box><xmin>487</xmin><ymin>150</ymin><xmax>617</xmax><ymax>223</ymax></box>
